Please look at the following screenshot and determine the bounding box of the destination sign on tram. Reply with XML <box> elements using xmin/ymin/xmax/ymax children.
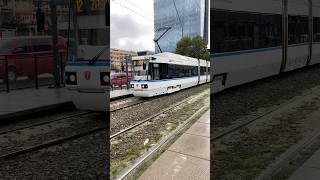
<box><xmin>76</xmin><ymin>0</ymin><xmax>105</xmax><ymax>13</ymax></box>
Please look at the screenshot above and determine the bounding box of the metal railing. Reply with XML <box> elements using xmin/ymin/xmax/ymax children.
<box><xmin>0</xmin><ymin>51</ymin><xmax>67</xmax><ymax>92</ymax></box>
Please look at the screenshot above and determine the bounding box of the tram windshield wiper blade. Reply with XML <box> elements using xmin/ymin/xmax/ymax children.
<box><xmin>88</xmin><ymin>47</ymin><xmax>109</xmax><ymax>65</ymax></box>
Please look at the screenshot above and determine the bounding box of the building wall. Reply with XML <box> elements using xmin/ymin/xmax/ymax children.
<box><xmin>110</xmin><ymin>48</ymin><xmax>137</xmax><ymax>72</ymax></box>
<box><xmin>0</xmin><ymin>0</ymin><xmax>69</xmax><ymax>36</ymax></box>
<box><xmin>154</xmin><ymin>0</ymin><xmax>207</xmax><ymax>53</ymax></box>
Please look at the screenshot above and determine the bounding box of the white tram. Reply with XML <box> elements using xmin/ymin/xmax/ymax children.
<box><xmin>65</xmin><ymin>0</ymin><xmax>109</xmax><ymax>111</ymax></box>
<box><xmin>211</xmin><ymin>0</ymin><xmax>320</xmax><ymax>93</ymax></box>
<box><xmin>130</xmin><ymin>52</ymin><xmax>210</xmax><ymax>97</ymax></box>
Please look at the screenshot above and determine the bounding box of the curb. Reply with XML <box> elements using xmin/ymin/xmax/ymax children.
<box><xmin>255</xmin><ymin>131</ymin><xmax>320</xmax><ymax>180</ymax></box>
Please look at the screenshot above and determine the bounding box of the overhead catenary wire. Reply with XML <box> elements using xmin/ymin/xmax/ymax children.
<box><xmin>111</xmin><ymin>0</ymin><xmax>153</xmax><ymax>22</ymax></box>
<box><xmin>122</xmin><ymin>0</ymin><xmax>153</xmax><ymax>16</ymax></box>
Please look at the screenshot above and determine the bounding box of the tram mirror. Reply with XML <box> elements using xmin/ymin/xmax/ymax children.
<box><xmin>143</xmin><ymin>63</ymin><xmax>146</xmax><ymax>70</ymax></box>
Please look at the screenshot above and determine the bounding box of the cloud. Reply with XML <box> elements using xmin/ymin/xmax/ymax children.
<box><xmin>110</xmin><ymin>1</ymin><xmax>154</xmax><ymax>52</ymax></box>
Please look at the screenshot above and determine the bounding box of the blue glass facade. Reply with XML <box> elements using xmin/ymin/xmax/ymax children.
<box><xmin>154</xmin><ymin>0</ymin><xmax>207</xmax><ymax>53</ymax></box>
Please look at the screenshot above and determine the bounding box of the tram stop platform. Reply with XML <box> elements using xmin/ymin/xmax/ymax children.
<box><xmin>288</xmin><ymin>148</ymin><xmax>320</xmax><ymax>180</ymax></box>
<box><xmin>0</xmin><ymin>87</ymin><xmax>72</xmax><ymax>121</ymax></box>
<box><xmin>138</xmin><ymin>110</ymin><xmax>210</xmax><ymax>180</ymax></box>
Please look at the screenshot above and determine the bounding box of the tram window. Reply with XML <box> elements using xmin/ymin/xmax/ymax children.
<box><xmin>200</xmin><ymin>67</ymin><xmax>206</xmax><ymax>75</ymax></box>
<box><xmin>288</xmin><ymin>16</ymin><xmax>309</xmax><ymax>45</ymax></box>
<box><xmin>168</xmin><ymin>64</ymin><xmax>199</xmax><ymax>78</ymax></box>
<box><xmin>212</xmin><ymin>10</ymin><xmax>282</xmax><ymax>53</ymax></box>
<box><xmin>314</xmin><ymin>17</ymin><xmax>320</xmax><ymax>42</ymax></box>
<box><xmin>159</xmin><ymin>63</ymin><xmax>169</xmax><ymax>79</ymax></box>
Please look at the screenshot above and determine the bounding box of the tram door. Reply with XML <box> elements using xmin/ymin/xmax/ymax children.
<box><xmin>152</xmin><ymin>64</ymin><xmax>160</xmax><ymax>80</ymax></box>
<box><xmin>285</xmin><ymin>0</ymin><xmax>310</xmax><ymax>71</ymax></box>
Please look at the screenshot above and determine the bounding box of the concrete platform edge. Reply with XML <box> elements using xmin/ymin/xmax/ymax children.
<box><xmin>0</xmin><ymin>101</ymin><xmax>74</xmax><ymax>121</ymax></box>
<box><xmin>255</xmin><ymin>131</ymin><xmax>320</xmax><ymax>180</ymax></box>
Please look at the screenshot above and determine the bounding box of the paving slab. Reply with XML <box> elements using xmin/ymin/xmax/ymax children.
<box><xmin>169</xmin><ymin>133</ymin><xmax>210</xmax><ymax>160</ymax></box>
<box><xmin>186</xmin><ymin>122</ymin><xmax>210</xmax><ymax>137</ymax></box>
<box><xmin>138</xmin><ymin>151</ymin><xmax>210</xmax><ymax>180</ymax></box>
<box><xmin>197</xmin><ymin>110</ymin><xmax>210</xmax><ymax>124</ymax></box>
<box><xmin>302</xmin><ymin>149</ymin><xmax>320</xmax><ymax>168</ymax></box>
<box><xmin>288</xmin><ymin>148</ymin><xmax>320</xmax><ymax>180</ymax></box>
<box><xmin>288</xmin><ymin>167</ymin><xmax>320</xmax><ymax>180</ymax></box>
<box><xmin>138</xmin><ymin>110</ymin><xmax>210</xmax><ymax>179</ymax></box>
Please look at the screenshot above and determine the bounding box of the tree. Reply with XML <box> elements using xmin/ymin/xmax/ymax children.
<box><xmin>175</xmin><ymin>36</ymin><xmax>209</xmax><ymax>60</ymax></box>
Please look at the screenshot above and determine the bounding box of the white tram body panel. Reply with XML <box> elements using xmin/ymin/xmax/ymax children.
<box><xmin>211</xmin><ymin>0</ymin><xmax>320</xmax><ymax>93</ymax></box>
<box><xmin>65</xmin><ymin>46</ymin><xmax>109</xmax><ymax>111</ymax></box>
<box><xmin>65</xmin><ymin>63</ymin><xmax>109</xmax><ymax>111</ymax></box>
<box><xmin>130</xmin><ymin>53</ymin><xmax>210</xmax><ymax>97</ymax></box>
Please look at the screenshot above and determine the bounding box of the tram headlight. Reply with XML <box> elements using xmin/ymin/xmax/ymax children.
<box><xmin>141</xmin><ymin>84</ymin><xmax>148</xmax><ymax>89</ymax></box>
<box><xmin>66</xmin><ymin>72</ymin><xmax>77</xmax><ymax>85</ymax></box>
<box><xmin>100</xmin><ymin>72</ymin><xmax>110</xmax><ymax>86</ymax></box>
<box><xmin>130</xmin><ymin>84</ymin><xmax>134</xmax><ymax>88</ymax></box>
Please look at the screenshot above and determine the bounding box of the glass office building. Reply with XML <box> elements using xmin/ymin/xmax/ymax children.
<box><xmin>154</xmin><ymin>0</ymin><xmax>208</xmax><ymax>53</ymax></box>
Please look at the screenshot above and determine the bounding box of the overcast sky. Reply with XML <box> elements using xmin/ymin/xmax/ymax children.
<box><xmin>110</xmin><ymin>0</ymin><xmax>154</xmax><ymax>52</ymax></box>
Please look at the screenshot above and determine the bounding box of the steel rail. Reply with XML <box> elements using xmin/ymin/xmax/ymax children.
<box><xmin>115</xmin><ymin>105</ymin><xmax>209</xmax><ymax>180</ymax></box>
<box><xmin>0</xmin><ymin>111</ymin><xmax>91</xmax><ymax>136</ymax></box>
<box><xmin>110</xmin><ymin>93</ymin><xmax>204</xmax><ymax>139</ymax></box>
<box><xmin>0</xmin><ymin>125</ymin><xmax>106</xmax><ymax>160</ymax></box>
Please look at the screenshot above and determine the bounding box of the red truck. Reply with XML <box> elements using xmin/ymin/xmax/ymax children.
<box><xmin>111</xmin><ymin>73</ymin><xmax>132</xmax><ymax>87</ymax></box>
<box><xmin>0</xmin><ymin>36</ymin><xmax>67</xmax><ymax>81</ymax></box>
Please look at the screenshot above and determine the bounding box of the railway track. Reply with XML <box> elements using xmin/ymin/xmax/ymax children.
<box><xmin>110</xmin><ymin>84</ymin><xmax>210</xmax><ymax>113</ymax></box>
<box><xmin>0</xmin><ymin>111</ymin><xmax>106</xmax><ymax>160</ymax></box>
<box><xmin>212</xmin><ymin>86</ymin><xmax>320</xmax><ymax>142</ymax></box>
<box><xmin>0</xmin><ymin>111</ymin><xmax>91</xmax><ymax>136</ymax></box>
<box><xmin>0</xmin><ymin>125</ymin><xmax>106</xmax><ymax>160</ymax></box>
<box><xmin>115</xmin><ymin>105</ymin><xmax>209</xmax><ymax>180</ymax></box>
<box><xmin>110</xmin><ymin>98</ymin><xmax>147</xmax><ymax>112</ymax></box>
<box><xmin>110</xmin><ymin>89</ymin><xmax>209</xmax><ymax>180</ymax></box>
<box><xmin>110</xmin><ymin>93</ymin><xmax>202</xmax><ymax>139</ymax></box>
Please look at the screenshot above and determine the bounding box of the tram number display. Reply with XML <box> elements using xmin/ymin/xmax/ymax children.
<box><xmin>76</xmin><ymin>0</ymin><xmax>105</xmax><ymax>12</ymax></box>
<box><xmin>133</xmin><ymin>60</ymin><xmax>144</xmax><ymax>66</ymax></box>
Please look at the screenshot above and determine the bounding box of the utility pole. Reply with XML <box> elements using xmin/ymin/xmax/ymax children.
<box><xmin>50</xmin><ymin>1</ymin><xmax>60</xmax><ymax>87</ymax></box>
<box><xmin>125</xmin><ymin>56</ymin><xmax>130</xmax><ymax>90</ymax></box>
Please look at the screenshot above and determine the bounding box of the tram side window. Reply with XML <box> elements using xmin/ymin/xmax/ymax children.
<box><xmin>168</xmin><ymin>64</ymin><xmax>198</xmax><ymax>78</ymax></box>
<box><xmin>314</xmin><ymin>17</ymin><xmax>320</xmax><ymax>42</ymax></box>
<box><xmin>159</xmin><ymin>63</ymin><xmax>169</xmax><ymax>79</ymax></box>
<box><xmin>212</xmin><ymin>10</ymin><xmax>282</xmax><ymax>53</ymax></box>
<box><xmin>288</xmin><ymin>16</ymin><xmax>309</xmax><ymax>45</ymax></box>
<box><xmin>200</xmin><ymin>67</ymin><xmax>206</xmax><ymax>75</ymax></box>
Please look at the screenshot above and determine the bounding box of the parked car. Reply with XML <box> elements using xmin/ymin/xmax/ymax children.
<box><xmin>111</xmin><ymin>73</ymin><xmax>132</xmax><ymax>87</ymax></box>
<box><xmin>0</xmin><ymin>36</ymin><xmax>67</xmax><ymax>81</ymax></box>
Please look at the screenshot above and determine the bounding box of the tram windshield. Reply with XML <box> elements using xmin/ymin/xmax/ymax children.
<box><xmin>67</xmin><ymin>0</ymin><xmax>109</xmax><ymax>62</ymax></box>
<box><xmin>132</xmin><ymin>60</ymin><xmax>151</xmax><ymax>81</ymax></box>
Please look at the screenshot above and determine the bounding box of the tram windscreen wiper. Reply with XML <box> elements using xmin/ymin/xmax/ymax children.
<box><xmin>88</xmin><ymin>47</ymin><xmax>109</xmax><ymax>65</ymax></box>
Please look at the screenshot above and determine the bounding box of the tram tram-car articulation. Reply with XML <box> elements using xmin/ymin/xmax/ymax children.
<box><xmin>211</xmin><ymin>0</ymin><xmax>320</xmax><ymax>93</ymax></box>
<box><xmin>130</xmin><ymin>52</ymin><xmax>210</xmax><ymax>97</ymax></box>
